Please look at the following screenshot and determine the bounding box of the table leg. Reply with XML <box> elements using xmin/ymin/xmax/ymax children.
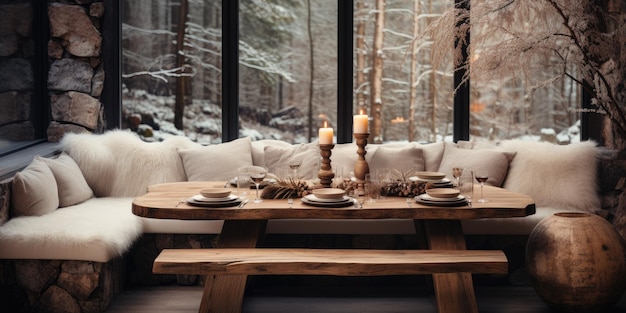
<box><xmin>422</xmin><ymin>220</ymin><xmax>479</xmax><ymax>313</ymax></box>
<box><xmin>199</xmin><ymin>220</ymin><xmax>267</xmax><ymax>313</ymax></box>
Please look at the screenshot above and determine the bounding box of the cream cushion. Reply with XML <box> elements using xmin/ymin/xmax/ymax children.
<box><xmin>264</xmin><ymin>142</ymin><xmax>320</xmax><ymax>180</ymax></box>
<box><xmin>369</xmin><ymin>145</ymin><xmax>425</xmax><ymax>173</ymax></box>
<box><xmin>438</xmin><ymin>142</ymin><xmax>515</xmax><ymax>186</ymax></box>
<box><xmin>11</xmin><ymin>158</ymin><xmax>59</xmax><ymax>217</ymax></box>
<box><xmin>500</xmin><ymin>140</ymin><xmax>600</xmax><ymax>212</ymax></box>
<box><xmin>180</xmin><ymin>137</ymin><xmax>253</xmax><ymax>181</ymax></box>
<box><xmin>38</xmin><ymin>153</ymin><xmax>93</xmax><ymax>207</ymax></box>
<box><xmin>420</xmin><ymin>142</ymin><xmax>445</xmax><ymax>172</ymax></box>
<box><xmin>251</xmin><ymin>139</ymin><xmax>292</xmax><ymax>167</ymax></box>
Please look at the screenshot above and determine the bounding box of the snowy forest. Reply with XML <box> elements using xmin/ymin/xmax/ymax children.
<box><xmin>121</xmin><ymin>0</ymin><xmax>582</xmax><ymax>145</ymax></box>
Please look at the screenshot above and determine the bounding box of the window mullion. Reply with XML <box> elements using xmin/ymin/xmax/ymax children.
<box><xmin>222</xmin><ymin>0</ymin><xmax>239</xmax><ymax>142</ymax></box>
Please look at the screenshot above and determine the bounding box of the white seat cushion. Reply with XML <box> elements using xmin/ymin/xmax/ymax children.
<box><xmin>0</xmin><ymin>197</ymin><xmax>142</xmax><ymax>262</ymax></box>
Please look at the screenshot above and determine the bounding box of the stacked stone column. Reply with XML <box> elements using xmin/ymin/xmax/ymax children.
<box><xmin>47</xmin><ymin>1</ymin><xmax>105</xmax><ymax>141</ymax></box>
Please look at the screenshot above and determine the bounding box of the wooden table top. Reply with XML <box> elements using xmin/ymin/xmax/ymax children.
<box><xmin>132</xmin><ymin>181</ymin><xmax>535</xmax><ymax>221</ymax></box>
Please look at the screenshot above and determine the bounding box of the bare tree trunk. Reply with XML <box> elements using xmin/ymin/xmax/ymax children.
<box><xmin>370</xmin><ymin>0</ymin><xmax>385</xmax><ymax>143</ymax></box>
<box><xmin>174</xmin><ymin>0</ymin><xmax>189</xmax><ymax>130</ymax></box>
<box><xmin>408</xmin><ymin>0</ymin><xmax>420</xmax><ymax>142</ymax></box>
<box><xmin>307</xmin><ymin>0</ymin><xmax>315</xmax><ymax>142</ymax></box>
<box><xmin>355</xmin><ymin>1</ymin><xmax>367</xmax><ymax>111</ymax></box>
<box><xmin>429</xmin><ymin>0</ymin><xmax>436</xmax><ymax>141</ymax></box>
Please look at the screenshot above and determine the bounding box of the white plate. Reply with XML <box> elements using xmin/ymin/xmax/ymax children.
<box><xmin>410</xmin><ymin>177</ymin><xmax>451</xmax><ymax>183</ymax></box>
<box><xmin>187</xmin><ymin>198</ymin><xmax>242</xmax><ymax>207</ymax></box>
<box><xmin>191</xmin><ymin>194</ymin><xmax>239</xmax><ymax>202</ymax></box>
<box><xmin>417</xmin><ymin>194</ymin><xmax>466</xmax><ymax>202</ymax></box>
<box><xmin>304</xmin><ymin>194</ymin><xmax>352</xmax><ymax>203</ymax></box>
<box><xmin>301</xmin><ymin>197</ymin><xmax>356</xmax><ymax>208</ymax></box>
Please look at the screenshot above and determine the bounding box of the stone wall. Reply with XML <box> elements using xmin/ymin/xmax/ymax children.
<box><xmin>0</xmin><ymin>258</ymin><xmax>125</xmax><ymax>313</ymax></box>
<box><xmin>47</xmin><ymin>0</ymin><xmax>106</xmax><ymax>141</ymax></box>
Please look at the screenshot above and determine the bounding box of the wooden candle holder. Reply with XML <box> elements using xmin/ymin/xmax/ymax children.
<box><xmin>353</xmin><ymin>133</ymin><xmax>370</xmax><ymax>194</ymax></box>
<box><xmin>317</xmin><ymin>144</ymin><xmax>335</xmax><ymax>188</ymax></box>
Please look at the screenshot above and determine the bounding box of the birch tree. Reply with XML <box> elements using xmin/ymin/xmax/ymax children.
<box><xmin>369</xmin><ymin>0</ymin><xmax>386</xmax><ymax>143</ymax></box>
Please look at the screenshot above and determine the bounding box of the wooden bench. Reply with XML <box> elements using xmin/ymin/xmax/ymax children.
<box><xmin>153</xmin><ymin>248</ymin><xmax>508</xmax><ymax>276</ymax></box>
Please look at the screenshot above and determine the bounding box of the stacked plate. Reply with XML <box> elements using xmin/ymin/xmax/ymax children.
<box><xmin>186</xmin><ymin>189</ymin><xmax>243</xmax><ymax>207</ymax></box>
<box><xmin>301</xmin><ymin>188</ymin><xmax>355</xmax><ymax>208</ymax></box>
<box><xmin>415</xmin><ymin>188</ymin><xmax>467</xmax><ymax>207</ymax></box>
<box><xmin>410</xmin><ymin>171</ymin><xmax>454</xmax><ymax>188</ymax></box>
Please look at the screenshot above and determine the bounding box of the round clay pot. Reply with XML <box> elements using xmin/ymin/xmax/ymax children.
<box><xmin>526</xmin><ymin>212</ymin><xmax>626</xmax><ymax>312</ymax></box>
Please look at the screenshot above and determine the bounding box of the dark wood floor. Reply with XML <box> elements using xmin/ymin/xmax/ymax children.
<box><xmin>106</xmin><ymin>282</ymin><xmax>626</xmax><ymax>313</ymax></box>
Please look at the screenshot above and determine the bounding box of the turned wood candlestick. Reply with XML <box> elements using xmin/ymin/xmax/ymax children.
<box><xmin>317</xmin><ymin>144</ymin><xmax>335</xmax><ymax>188</ymax></box>
<box><xmin>353</xmin><ymin>133</ymin><xmax>370</xmax><ymax>194</ymax></box>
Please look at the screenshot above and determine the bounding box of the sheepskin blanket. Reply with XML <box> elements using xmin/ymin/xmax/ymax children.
<box><xmin>61</xmin><ymin>130</ymin><xmax>201</xmax><ymax>197</ymax></box>
<box><xmin>0</xmin><ymin>197</ymin><xmax>141</xmax><ymax>262</ymax></box>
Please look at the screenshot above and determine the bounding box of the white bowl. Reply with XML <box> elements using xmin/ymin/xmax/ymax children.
<box><xmin>200</xmin><ymin>188</ymin><xmax>232</xmax><ymax>198</ymax></box>
<box><xmin>425</xmin><ymin>188</ymin><xmax>460</xmax><ymax>199</ymax></box>
<box><xmin>312</xmin><ymin>188</ymin><xmax>346</xmax><ymax>200</ymax></box>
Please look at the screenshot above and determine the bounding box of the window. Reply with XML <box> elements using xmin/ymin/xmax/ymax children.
<box><xmin>354</xmin><ymin>0</ymin><xmax>454</xmax><ymax>143</ymax></box>
<box><xmin>120</xmin><ymin>0</ymin><xmax>591</xmax><ymax>146</ymax></box>
<box><xmin>239</xmin><ymin>0</ymin><xmax>338</xmax><ymax>143</ymax></box>
<box><xmin>122</xmin><ymin>0</ymin><xmax>223</xmax><ymax>143</ymax></box>
<box><xmin>468</xmin><ymin>0</ymin><xmax>582</xmax><ymax>144</ymax></box>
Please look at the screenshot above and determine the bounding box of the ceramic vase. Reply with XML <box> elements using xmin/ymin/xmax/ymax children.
<box><xmin>526</xmin><ymin>212</ymin><xmax>626</xmax><ymax>312</ymax></box>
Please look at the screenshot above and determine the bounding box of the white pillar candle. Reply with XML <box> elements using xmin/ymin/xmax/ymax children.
<box><xmin>353</xmin><ymin>111</ymin><xmax>369</xmax><ymax>134</ymax></box>
<box><xmin>319</xmin><ymin>122</ymin><xmax>334</xmax><ymax>144</ymax></box>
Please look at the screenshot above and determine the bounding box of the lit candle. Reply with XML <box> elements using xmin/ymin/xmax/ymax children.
<box><xmin>353</xmin><ymin>110</ymin><xmax>369</xmax><ymax>134</ymax></box>
<box><xmin>319</xmin><ymin>121</ymin><xmax>334</xmax><ymax>144</ymax></box>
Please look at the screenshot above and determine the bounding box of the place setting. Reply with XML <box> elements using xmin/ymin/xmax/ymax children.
<box><xmin>186</xmin><ymin>188</ymin><xmax>245</xmax><ymax>208</ymax></box>
<box><xmin>300</xmin><ymin>188</ymin><xmax>356</xmax><ymax>208</ymax></box>
<box><xmin>414</xmin><ymin>188</ymin><xmax>468</xmax><ymax>207</ymax></box>
<box><xmin>409</xmin><ymin>171</ymin><xmax>454</xmax><ymax>188</ymax></box>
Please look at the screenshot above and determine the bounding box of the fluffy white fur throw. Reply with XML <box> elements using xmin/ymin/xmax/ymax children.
<box><xmin>61</xmin><ymin>130</ymin><xmax>201</xmax><ymax>197</ymax></box>
<box><xmin>500</xmin><ymin>140</ymin><xmax>601</xmax><ymax>212</ymax></box>
<box><xmin>0</xmin><ymin>198</ymin><xmax>142</xmax><ymax>262</ymax></box>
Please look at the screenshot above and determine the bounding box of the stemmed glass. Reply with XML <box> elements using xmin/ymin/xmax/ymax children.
<box><xmin>288</xmin><ymin>156</ymin><xmax>301</xmax><ymax>179</ymax></box>
<box><xmin>249</xmin><ymin>166</ymin><xmax>267</xmax><ymax>203</ymax></box>
<box><xmin>474</xmin><ymin>170</ymin><xmax>489</xmax><ymax>203</ymax></box>
<box><xmin>452</xmin><ymin>167</ymin><xmax>464</xmax><ymax>188</ymax></box>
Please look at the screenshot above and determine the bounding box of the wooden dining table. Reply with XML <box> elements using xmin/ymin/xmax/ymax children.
<box><xmin>132</xmin><ymin>181</ymin><xmax>535</xmax><ymax>313</ymax></box>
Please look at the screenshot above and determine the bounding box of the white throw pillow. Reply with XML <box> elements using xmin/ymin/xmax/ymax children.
<box><xmin>500</xmin><ymin>140</ymin><xmax>600</xmax><ymax>212</ymax></box>
<box><xmin>369</xmin><ymin>145</ymin><xmax>425</xmax><ymax>175</ymax></box>
<box><xmin>38</xmin><ymin>153</ymin><xmax>93</xmax><ymax>207</ymax></box>
<box><xmin>330</xmin><ymin>143</ymin><xmax>379</xmax><ymax>178</ymax></box>
<box><xmin>11</xmin><ymin>158</ymin><xmax>59</xmax><ymax>217</ymax></box>
<box><xmin>264</xmin><ymin>142</ymin><xmax>320</xmax><ymax>180</ymax></box>
<box><xmin>420</xmin><ymin>142</ymin><xmax>445</xmax><ymax>172</ymax></box>
<box><xmin>179</xmin><ymin>137</ymin><xmax>254</xmax><ymax>181</ymax></box>
<box><xmin>438</xmin><ymin>142</ymin><xmax>515</xmax><ymax>187</ymax></box>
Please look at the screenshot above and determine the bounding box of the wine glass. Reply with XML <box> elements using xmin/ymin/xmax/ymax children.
<box><xmin>452</xmin><ymin>167</ymin><xmax>464</xmax><ymax>188</ymax></box>
<box><xmin>288</xmin><ymin>156</ymin><xmax>302</xmax><ymax>179</ymax></box>
<box><xmin>459</xmin><ymin>175</ymin><xmax>473</xmax><ymax>207</ymax></box>
<box><xmin>474</xmin><ymin>170</ymin><xmax>489</xmax><ymax>203</ymax></box>
<box><xmin>249</xmin><ymin>166</ymin><xmax>267</xmax><ymax>203</ymax></box>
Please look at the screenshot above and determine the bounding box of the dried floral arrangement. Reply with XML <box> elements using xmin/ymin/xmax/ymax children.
<box><xmin>422</xmin><ymin>0</ymin><xmax>625</xmax><ymax>149</ymax></box>
<box><xmin>334</xmin><ymin>169</ymin><xmax>432</xmax><ymax>198</ymax></box>
<box><xmin>260</xmin><ymin>177</ymin><xmax>312</xmax><ymax>199</ymax></box>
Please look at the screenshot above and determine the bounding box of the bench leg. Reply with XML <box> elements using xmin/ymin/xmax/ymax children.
<box><xmin>198</xmin><ymin>220</ymin><xmax>267</xmax><ymax>313</ymax></box>
<box><xmin>422</xmin><ymin>220</ymin><xmax>479</xmax><ymax>313</ymax></box>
